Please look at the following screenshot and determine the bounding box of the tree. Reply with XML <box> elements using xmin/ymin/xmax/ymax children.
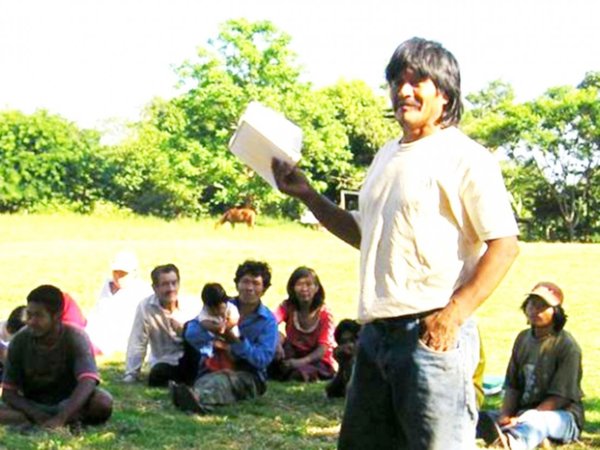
<box><xmin>462</xmin><ymin>80</ymin><xmax>521</xmax><ymax>150</ymax></box>
<box><xmin>516</xmin><ymin>81</ymin><xmax>600</xmax><ymax>241</ymax></box>
<box><xmin>0</xmin><ymin>110</ymin><xmax>105</xmax><ymax>212</ymax></box>
<box><xmin>321</xmin><ymin>80</ymin><xmax>397</xmax><ymax>167</ymax></box>
<box><xmin>140</xmin><ymin>19</ymin><xmax>362</xmax><ymax>216</ymax></box>
<box><xmin>463</xmin><ymin>77</ymin><xmax>600</xmax><ymax>241</ymax></box>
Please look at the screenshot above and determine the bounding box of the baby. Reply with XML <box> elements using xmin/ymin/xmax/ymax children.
<box><xmin>197</xmin><ymin>283</ymin><xmax>239</xmax><ymax>337</ymax></box>
<box><xmin>195</xmin><ymin>283</ymin><xmax>239</xmax><ymax>374</ymax></box>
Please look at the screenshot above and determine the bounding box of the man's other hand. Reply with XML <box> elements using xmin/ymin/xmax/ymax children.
<box><xmin>419</xmin><ymin>308</ymin><xmax>461</xmax><ymax>352</ymax></box>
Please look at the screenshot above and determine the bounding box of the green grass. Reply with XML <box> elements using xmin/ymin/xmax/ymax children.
<box><xmin>0</xmin><ymin>213</ymin><xmax>598</xmax><ymax>449</ymax></box>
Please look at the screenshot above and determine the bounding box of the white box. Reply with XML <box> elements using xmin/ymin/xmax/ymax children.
<box><xmin>229</xmin><ymin>101</ymin><xmax>303</xmax><ymax>189</ymax></box>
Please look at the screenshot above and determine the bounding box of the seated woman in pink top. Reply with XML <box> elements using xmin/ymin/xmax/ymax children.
<box><xmin>62</xmin><ymin>292</ymin><xmax>87</xmax><ymax>329</ymax></box>
<box><xmin>268</xmin><ymin>267</ymin><xmax>336</xmax><ymax>382</ymax></box>
<box><xmin>62</xmin><ymin>292</ymin><xmax>101</xmax><ymax>356</ymax></box>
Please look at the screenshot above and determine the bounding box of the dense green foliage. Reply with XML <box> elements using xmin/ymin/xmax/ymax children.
<box><xmin>107</xmin><ymin>19</ymin><xmax>394</xmax><ymax>218</ymax></box>
<box><xmin>0</xmin><ymin>110</ymin><xmax>107</xmax><ymax>213</ymax></box>
<box><xmin>1</xmin><ymin>19</ymin><xmax>599</xmax><ymax>241</ymax></box>
<box><xmin>462</xmin><ymin>74</ymin><xmax>600</xmax><ymax>241</ymax></box>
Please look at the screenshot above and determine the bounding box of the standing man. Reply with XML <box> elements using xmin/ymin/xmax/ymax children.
<box><xmin>170</xmin><ymin>260</ymin><xmax>278</xmax><ymax>413</ymax></box>
<box><xmin>0</xmin><ymin>285</ymin><xmax>112</xmax><ymax>428</ymax></box>
<box><xmin>272</xmin><ymin>37</ymin><xmax>519</xmax><ymax>449</ymax></box>
<box><xmin>124</xmin><ymin>263</ymin><xmax>192</xmax><ymax>387</ymax></box>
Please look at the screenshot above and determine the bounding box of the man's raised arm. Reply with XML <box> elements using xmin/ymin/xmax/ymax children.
<box><xmin>272</xmin><ymin>158</ymin><xmax>361</xmax><ymax>249</ymax></box>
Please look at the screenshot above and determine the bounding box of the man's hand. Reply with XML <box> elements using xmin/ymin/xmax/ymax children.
<box><xmin>169</xmin><ymin>317</ymin><xmax>183</xmax><ymax>336</ymax></box>
<box><xmin>282</xmin><ymin>358</ymin><xmax>303</xmax><ymax>370</ymax></box>
<box><xmin>497</xmin><ymin>414</ymin><xmax>517</xmax><ymax>427</ymax></box>
<box><xmin>271</xmin><ymin>158</ymin><xmax>312</xmax><ymax>200</ymax></box>
<box><xmin>273</xmin><ymin>157</ymin><xmax>362</xmax><ymax>249</ymax></box>
<box><xmin>43</xmin><ymin>415</ymin><xmax>67</xmax><ymax>429</ymax></box>
<box><xmin>274</xmin><ymin>343</ymin><xmax>285</xmax><ymax>360</ymax></box>
<box><xmin>213</xmin><ymin>339</ymin><xmax>230</xmax><ymax>352</ymax></box>
<box><xmin>419</xmin><ymin>305</ymin><xmax>464</xmax><ymax>352</ymax></box>
<box><xmin>27</xmin><ymin>408</ymin><xmax>52</xmax><ymax>426</ymax></box>
<box><xmin>225</xmin><ymin>315</ymin><xmax>238</xmax><ymax>331</ymax></box>
<box><xmin>221</xmin><ymin>327</ymin><xmax>240</xmax><ymax>344</ymax></box>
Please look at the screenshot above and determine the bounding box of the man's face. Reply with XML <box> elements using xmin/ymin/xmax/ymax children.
<box><xmin>153</xmin><ymin>271</ymin><xmax>180</xmax><ymax>307</ymax></box>
<box><xmin>389</xmin><ymin>68</ymin><xmax>448</xmax><ymax>142</ymax></box>
<box><xmin>236</xmin><ymin>274</ymin><xmax>265</xmax><ymax>307</ymax></box>
<box><xmin>26</xmin><ymin>302</ymin><xmax>60</xmax><ymax>338</ymax></box>
<box><xmin>525</xmin><ymin>296</ymin><xmax>555</xmax><ymax>329</ymax></box>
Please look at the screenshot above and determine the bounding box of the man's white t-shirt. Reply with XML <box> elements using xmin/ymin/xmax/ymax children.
<box><xmin>352</xmin><ymin>127</ymin><xmax>519</xmax><ymax>323</ymax></box>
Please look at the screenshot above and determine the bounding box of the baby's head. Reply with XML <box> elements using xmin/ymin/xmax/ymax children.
<box><xmin>201</xmin><ymin>283</ymin><xmax>229</xmax><ymax>318</ymax></box>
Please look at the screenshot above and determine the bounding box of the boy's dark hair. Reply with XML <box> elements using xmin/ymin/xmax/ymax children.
<box><xmin>334</xmin><ymin>319</ymin><xmax>361</xmax><ymax>344</ymax></box>
<box><xmin>385</xmin><ymin>37</ymin><xmax>463</xmax><ymax>127</ymax></box>
<box><xmin>26</xmin><ymin>285</ymin><xmax>64</xmax><ymax>317</ymax></box>
<box><xmin>234</xmin><ymin>260</ymin><xmax>272</xmax><ymax>290</ymax></box>
<box><xmin>521</xmin><ymin>296</ymin><xmax>568</xmax><ymax>332</ymax></box>
<box><xmin>201</xmin><ymin>283</ymin><xmax>229</xmax><ymax>309</ymax></box>
<box><xmin>151</xmin><ymin>263</ymin><xmax>180</xmax><ymax>286</ymax></box>
<box><xmin>6</xmin><ymin>305</ymin><xmax>27</xmax><ymax>334</ymax></box>
<box><xmin>286</xmin><ymin>266</ymin><xmax>325</xmax><ymax>312</ymax></box>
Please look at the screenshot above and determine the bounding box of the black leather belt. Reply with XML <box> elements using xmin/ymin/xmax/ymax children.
<box><xmin>373</xmin><ymin>308</ymin><xmax>440</xmax><ymax>325</ymax></box>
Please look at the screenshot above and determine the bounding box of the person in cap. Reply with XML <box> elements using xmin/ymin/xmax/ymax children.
<box><xmin>86</xmin><ymin>251</ymin><xmax>152</xmax><ymax>356</ymax></box>
<box><xmin>478</xmin><ymin>281</ymin><xmax>584</xmax><ymax>449</ymax></box>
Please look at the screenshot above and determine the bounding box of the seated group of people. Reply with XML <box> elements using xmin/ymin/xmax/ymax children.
<box><xmin>0</xmin><ymin>256</ymin><xmax>359</xmax><ymax>429</ymax></box>
<box><xmin>121</xmin><ymin>260</ymin><xmax>359</xmax><ymax>414</ymax></box>
<box><xmin>0</xmin><ymin>255</ymin><xmax>585</xmax><ymax>450</ymax></box>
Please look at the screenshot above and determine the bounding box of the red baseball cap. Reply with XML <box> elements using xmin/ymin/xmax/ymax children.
<box><xmin>527</xmin><ymin>281</ymin><xmax>564</xmax><ymax>307</ymax></box>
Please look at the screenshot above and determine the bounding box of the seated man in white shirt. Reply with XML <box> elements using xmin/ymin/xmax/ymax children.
<box><xmin>123</xmin><ymin>264</ymin><xmax>194</xmax><ymax>387</ymax></box>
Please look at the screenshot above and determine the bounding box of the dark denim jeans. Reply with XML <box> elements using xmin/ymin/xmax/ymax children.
<box><xmin>338</xmin><ymin>315</ymin><xmax>479</xmax><ymax>450</ymax></box>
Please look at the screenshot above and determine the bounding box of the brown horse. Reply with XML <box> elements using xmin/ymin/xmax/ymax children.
<box><xmin>215</xmin><ymin>207</ymin><xmax>257</xmax><ymax>228</ymax></box>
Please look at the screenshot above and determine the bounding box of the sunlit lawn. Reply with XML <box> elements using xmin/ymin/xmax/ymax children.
<box><xmin>0</xmin><ymin>213</ymin><xmax>598</xmax><ymax>449</ymax></box>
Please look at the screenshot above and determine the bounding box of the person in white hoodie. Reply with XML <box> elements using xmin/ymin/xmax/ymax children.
<box><xmin>86</xmin><ymin>251</ymin><xmax>151</xmax><ymax>357</ymax></box>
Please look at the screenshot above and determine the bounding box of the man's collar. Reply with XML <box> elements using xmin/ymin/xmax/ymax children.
<box><xmin>150</xmin><ymin>294</ymin><xmax>179</xmax><ymax>310</ymax></box>
<box><xmin>232</xmin><ymin>297</ymin><xmax>268</xmax><ymax>317</ymax></box>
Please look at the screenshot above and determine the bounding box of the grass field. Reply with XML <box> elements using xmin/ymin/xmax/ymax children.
<box><xmin>0</xmin><ymin>213</ymin><xmax>598</xmax><ymax>449</ymax></box>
